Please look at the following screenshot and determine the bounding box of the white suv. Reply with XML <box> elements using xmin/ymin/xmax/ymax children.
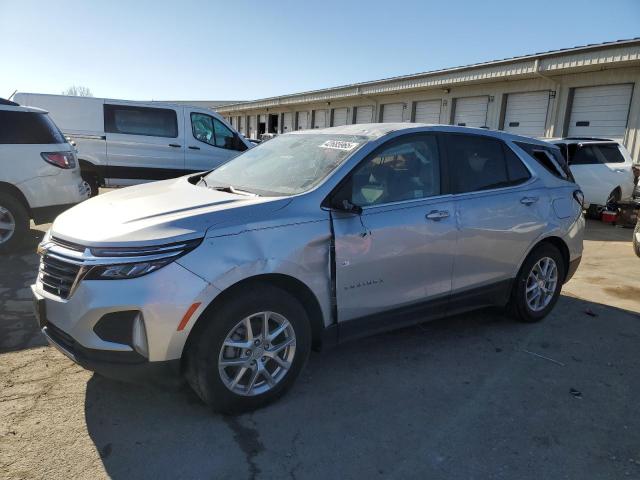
<box><xmin>550</xmin><ymin>138</ymin><xmax>635</xmax><ymax>211</ymax></box>
<box><xmin>0</xmin><ymin>99</ymin><xmax>89</xmax><ymax>252</ymax></box>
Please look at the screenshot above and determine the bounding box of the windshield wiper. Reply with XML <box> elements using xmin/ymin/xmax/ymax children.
<box><xmin>197</xmin><ymin>176</ymin><xmax>208</xmax><ymax>187</ymax></box>
<box><xmin>210</xmin><ymin>185</ymin><xmax>258</xmax><ymax>197</ymax></box>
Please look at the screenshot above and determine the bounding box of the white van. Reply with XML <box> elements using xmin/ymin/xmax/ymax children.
<box><xmin>13</xmin><ymin>93</ymin><xmax>251</xmax><ymax>195</ymax></box>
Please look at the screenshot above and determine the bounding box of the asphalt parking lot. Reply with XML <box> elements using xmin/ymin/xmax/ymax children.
<box><xmin>1</xmin><ymin>219</ymin><xmax>639</xmax><ymax>479</ymax></box>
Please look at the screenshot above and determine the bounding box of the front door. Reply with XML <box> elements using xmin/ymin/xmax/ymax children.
<box><xmin>185</xmin><ymin>111</ymin><xmax>244</xmax><ymax>173</ymax></box>
<box><xmin>332</xmin><ymin>133</ymin><xmax>456</xmax><ymax>326</ymax></box>
<box><xmin>104</xmin><ymin>103</ymin><xmax>184</xmax><ymax>186</ymax></box>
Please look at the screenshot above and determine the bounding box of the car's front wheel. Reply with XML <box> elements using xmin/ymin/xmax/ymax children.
<box><xmin>185</xmin><ymin>284</ymin><xmax>311</xmax><ymax>414</ymax></box>
<box><xmin>508</xmin><ymin>243</ymin><xmax>565</xmax><ymax>323</ymax></box>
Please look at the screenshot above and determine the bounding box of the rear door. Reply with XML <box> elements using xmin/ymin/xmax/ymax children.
<box><xmin>332</xmin><ymin>133</ymin><xmax>455</xmax><ymax>325</ymax></box>
<box><xmin>444</xmin><ymin>133</ymin><xmax>546</xmax><ymax>307</ymax></box>
<box><xmin>185</xmin><ymin>110</ymin><xmax>247</xmax><ymax>173</ymax></box>
<box><xmin>104</xmin><ymin>103</ymin><xmax>184</xmax><ymax>185</ymax></box>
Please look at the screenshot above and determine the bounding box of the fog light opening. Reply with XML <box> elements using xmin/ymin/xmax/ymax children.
<box><xmin>132</xmin><ymin>313</ymin><xmax>149</xmax><ymax>358</ymax></box>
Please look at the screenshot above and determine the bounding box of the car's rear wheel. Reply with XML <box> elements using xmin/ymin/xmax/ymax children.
<box><xmin>633</xmin><ymin>221</ymin><xmax>640</xmax><ymax>258</ymax></box>
<box><xmin>0</xmin><ymin>193</ymin><xmax>29</xmax><ymax>253</ymax></box>
<box><xmin>81</xmin><ymin>170</ymin><xmax>99</xmax><ymax>197</ymax></box>
<box><xmin>185</xmin><ymin>284</ymin><xmax>311</xmax><ymax>414</ymax></box>
<box><xmin>508</xmin><ymin>244</ymin><xmax>565</xmax><ymax>323</ymax></box>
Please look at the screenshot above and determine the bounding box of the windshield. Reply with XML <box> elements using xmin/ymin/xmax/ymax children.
<box><xmin>203</xmin><ymin>134</ymin><xmax>369</xmax><ymax>196</ymax></box>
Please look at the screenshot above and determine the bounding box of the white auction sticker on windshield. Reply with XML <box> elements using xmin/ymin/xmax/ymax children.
<box><xmin>320</xmin><ymin>140</ymin><xmax>360</xmax><ymax>151</ymax></box>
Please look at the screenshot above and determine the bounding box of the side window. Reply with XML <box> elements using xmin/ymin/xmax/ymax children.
<box><xmin>191</xmin><ymin>113</ymin><xmax>215</xmax><ymax>145</ymax></box>
<box><xmin>504</xmin><ymin>146</ymin><xmax>531</xmax><ymax>184</ymax></box>
<box><xmin>447</xmin><ymin>135</ymin><xmax>510</xmax><ymax>193</ymax></box>
<box><xmin>594</xmin><ymin>144</ymin><xmax>625</xmax><ymax>164</ymax></box>
<box><xmin>104</xmin><ymin>105</ymin><xmax>178</xmax><ymax>138</ymax></box>
<box><xmin>213</xmin><ymin>118</ymin><xmax>239</xmax><ymax>150</ymax></box>
<box><xmin>570</xmin><ymin>145</ymin><xmax>599</xmax><ymax>165</ymax></box>
<box><xmin>341</xmin><ymin>135</ymin><xmax>441</xmax><ymax>207</ymax></box>
<box><xmin>515</xmin><ymin>141</ymin><xmax>568</xmax><ymax>179</ymax></box>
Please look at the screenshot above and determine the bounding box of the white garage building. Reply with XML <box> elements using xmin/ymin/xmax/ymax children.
<box><xmin>217</xmin><ymin>38</ymin><xmax>640</xmax><ymax>161</ymax></box>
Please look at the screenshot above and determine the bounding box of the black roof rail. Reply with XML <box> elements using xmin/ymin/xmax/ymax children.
<box><xmin>0</xmin><ymin>98</ymin><xmax>20</xmax><ymax>106</ymax></box>
<box><xmin>564</xmin><ymin>136</ymin><xmax>614</xmax><ymax>142</ymax></box>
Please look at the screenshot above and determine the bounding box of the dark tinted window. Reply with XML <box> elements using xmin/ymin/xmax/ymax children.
<box><xmin>340</xmin><ymin>135</ymin><xmax>440</xmax><ymax>206</ymax></box>
<box><xmin>0</xmin><ymin>111</ymin><xmax>66</xmax><ymax>144</ymax></box>
<box><xmin>515</xmin><ymin>141</ymin><xmax>569</xmax><ymax>180</ymax></box>
<box><xmin>571</xmin><ymin>144</ymin><xmax>625</xmax><ymax>165</ymax></box>
<box><xmin>447</xmin><ymin>135</ymin><xmax>512</xmax><ymax>193</ymax></box>
<box><xmin>104</xmin><ymin>104</ymin><xmax>178</xmax><ymax>138</ymax></box>
<box><xmin>504</xmin><ymin>146</ymin><xmax>531</xmax><ymax>184</ymax></box>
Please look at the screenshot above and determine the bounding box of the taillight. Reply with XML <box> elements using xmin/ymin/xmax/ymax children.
<box><xmin>573</xmin><ymin>189</ymin><xmax>585</xmax><ymax>208</ymax></box>
<box><xmin>41</xmin><ymin>151</ymin><xmax>76</xmax><ymax>169</ymax></box>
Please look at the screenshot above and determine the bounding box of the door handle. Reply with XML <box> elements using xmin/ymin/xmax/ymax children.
<box><xmin>426</xmin><ymin>210</ymin><xmax>449</xmax><ymax>221</ymax></box>
<box><xmin>169</xmin><ymin>143</ymin><xmax>181</xmax><ymax>148</ymax></box>
<box><xmin>188</xmin><ymin>146</ymin><xmax>200</xmax><ymax>150</ymax></box>
<box><xmin>520</xmin><ymin>196</ymin><xmax>539</xmax><ymax>206</ymax></box>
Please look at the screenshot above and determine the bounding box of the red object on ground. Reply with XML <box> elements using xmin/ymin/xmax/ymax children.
<box><xmin>601</xmin><ymin>210</ymin><xmax>618</xmax><ymax>223</ymax></box>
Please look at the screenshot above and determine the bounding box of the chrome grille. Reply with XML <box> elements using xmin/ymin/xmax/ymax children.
<box><xmin>39</xmin><ymin>254</ymin><xmax>83</xmax><ymax>299</ymax></box>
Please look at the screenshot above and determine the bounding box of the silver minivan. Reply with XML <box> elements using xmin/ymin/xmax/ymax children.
<box><xmin>32</xmin><ymin>124</ymin><xmax>584</xmax><ymax>413</ymax></box>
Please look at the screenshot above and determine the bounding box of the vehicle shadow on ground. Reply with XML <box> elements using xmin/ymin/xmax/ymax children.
<box><xmin>0</xmin><ymin>228</ymin><xmax>46</xmax><ymax>353</ymax></box>
<box><xmin>84</xmin><ymin>295</ymin><xmax>640</xmax><ymax>480</ymax></box>
<box><xmin>583</xmin><ymin>218</ymin><xmax>635</xmax><ymax>242</ymax></box>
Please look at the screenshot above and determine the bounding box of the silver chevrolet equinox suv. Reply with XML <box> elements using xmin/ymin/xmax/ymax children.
<box><xmin>32</xmin><ymin>124</ymin><xmax>584</xmax><ymax>413</ymax></box>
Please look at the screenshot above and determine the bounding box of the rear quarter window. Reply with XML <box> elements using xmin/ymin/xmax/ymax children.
<box><xmin>0</xmin><ymin>111</ymin><xmax>66</xmax><ymax>144</ymax></box>
<box><xmin>515</xmin><ymin>141</ymin><xmax>572</xmax><ymax>181</ymax></box>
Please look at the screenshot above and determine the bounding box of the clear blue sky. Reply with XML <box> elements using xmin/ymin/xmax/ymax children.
<box><xmin>1</xmin><ymin>0</ymin><xmax>638</xmax><ymax>101</ymax></box>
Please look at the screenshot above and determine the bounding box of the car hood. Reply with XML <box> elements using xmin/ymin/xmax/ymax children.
<box><xmin>51</xmin><ymin>176</ymin><xmax>290</xmax><ymax>246</ymax></box>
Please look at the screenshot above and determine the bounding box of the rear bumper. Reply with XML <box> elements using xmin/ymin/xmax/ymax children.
<box><xmin>565</xmin><ymin>256</ymin><xmax>582</xmax><ymax>283</ymax></box>
<box><xmin>42</xmin><ymin>320</ymin><xmax>182</xmax><ymax>386</ymax></box>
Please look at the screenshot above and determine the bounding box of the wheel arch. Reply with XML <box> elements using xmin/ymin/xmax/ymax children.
<box><xmin>182</xmin><ymin>273</ymin><xmax>326</xmax><ymax>368</ymax></box>
<box><xmin>0</xmin><ymin>181</ymin><xmax>31</xmax><ymax>216</ymax></box>
<box><xmin>78</xmin><ymin>159</ymin><xmax>103</xmax><ymax>185</ymax></box>
<box><xmin>520</xmin><ymin>235</ymin><xmax>571</xmax><ymax>283</ymax></box>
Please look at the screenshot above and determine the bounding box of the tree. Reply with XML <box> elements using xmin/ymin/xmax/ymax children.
<box><xmin>61</xmin><ymin>86</ymin><xmax>93</xmax><ymax>97</ymax></box>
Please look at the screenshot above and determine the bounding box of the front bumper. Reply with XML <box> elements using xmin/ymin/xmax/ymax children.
<box><xmin>31</xmin><ymin>260</ymin><xmax>212</xmax><ymax>384</ymax></box>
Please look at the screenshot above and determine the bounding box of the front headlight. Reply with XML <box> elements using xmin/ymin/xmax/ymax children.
<box><xmin>84</xmin><ymin>238</ymin><xmax>202</xmax><ymax>280</ymax></box>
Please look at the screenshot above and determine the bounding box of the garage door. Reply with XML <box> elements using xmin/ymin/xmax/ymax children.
<box><xmin>382</xmin><ymin>103</ymin><xmax>404</xmax><ymax>122</ymax></box>
<box><xmin>332</xmin><ymin>108</ymin><xmax>348</xmax><ymax>126</ymax></box>
<box><xmin>314</xmin><ymin>110</ymin><xmax>327</xmax><ymax>129</ymax></box>
<box><xmin>454</xmin><ymin>96</ymin><xmax>488</xmax><ymax>128</ymax></box>
<box><xmin>568</xmin><ymin>84</ymin><xmax>634</xmax><ymax>141</ymax></box>
<box><xmin>249</xmin><ymin>116</ymin><xmax>257</xmax><ymax>138</ymax></box>
<box><xmin>239</xmin><ymin>116</ymin><xmax>245</xmax><ymax>135</ymax></box>
<box><xmin>414</xmin><ymin>100</ymin><xmax>441</xmax><ymax>123</ymax></box>
<box><xmin>503</xmin><ymin>91</ymin><xmax>550</xmax><ymax>138</ymax></box>
<box><xmin>355</xmin><ymin>106</ymin><xmax>373</xmax><ymax>124</ymax></box>
<box><xmin>297</xmin><ymin>111</ymin><xmax>309</xmax><ymax>130</ymax></box>
<box><xmin>282</xmin><ymin>112</ymin><xmax>293</xmax><ymax>133</ymax></box>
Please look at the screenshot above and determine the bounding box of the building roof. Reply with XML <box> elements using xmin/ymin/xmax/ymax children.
<box><xmin>218</xmin><ymin>38</ymin><xmax>640</xmax><ymax>113</ymax></box>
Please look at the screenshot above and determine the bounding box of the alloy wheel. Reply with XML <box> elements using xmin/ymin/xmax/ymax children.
<box><xmin>0</xmin><ymin>206</ymin><xmax>16</xmax><ymax>245</ymax></box>
<box><xmin>525</xmin><ymin>257</ymin><xmax>558</xmax><ymax>312</ymax></box>
<box><xmin>218</xmin><ymin>311</ymin><xmax>296</xmax><ymax>396</ymax></box>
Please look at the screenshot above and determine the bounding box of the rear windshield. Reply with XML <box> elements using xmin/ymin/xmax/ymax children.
<box><xmin>0</xmin><ymin>111</ymin><xmax>66</xmax><ymax>144</ymax></box>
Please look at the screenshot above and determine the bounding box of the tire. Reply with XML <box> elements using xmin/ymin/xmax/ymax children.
<box><xmin>508</xmin><ymin>244</ymin><xmax>566</xmax><ymax>323</ymax></box>
<box><xmin>81</xmin><ymin>169</ymin><xmax>99</xmax><ymax>197</ymax></box>
<box><xmin>0</xmin><ymin>192</ymin><xmax>29</xmax><ymax>254</ymax></box>
<box><xmin>185</xmin><ymin>284</ymin><xmax>311</xmax><ymax>414</ymax></box>
<box><xmin>633</xmin><ymin>221</ymin><xmax>640</xmax><ymax>258</ymax></box>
